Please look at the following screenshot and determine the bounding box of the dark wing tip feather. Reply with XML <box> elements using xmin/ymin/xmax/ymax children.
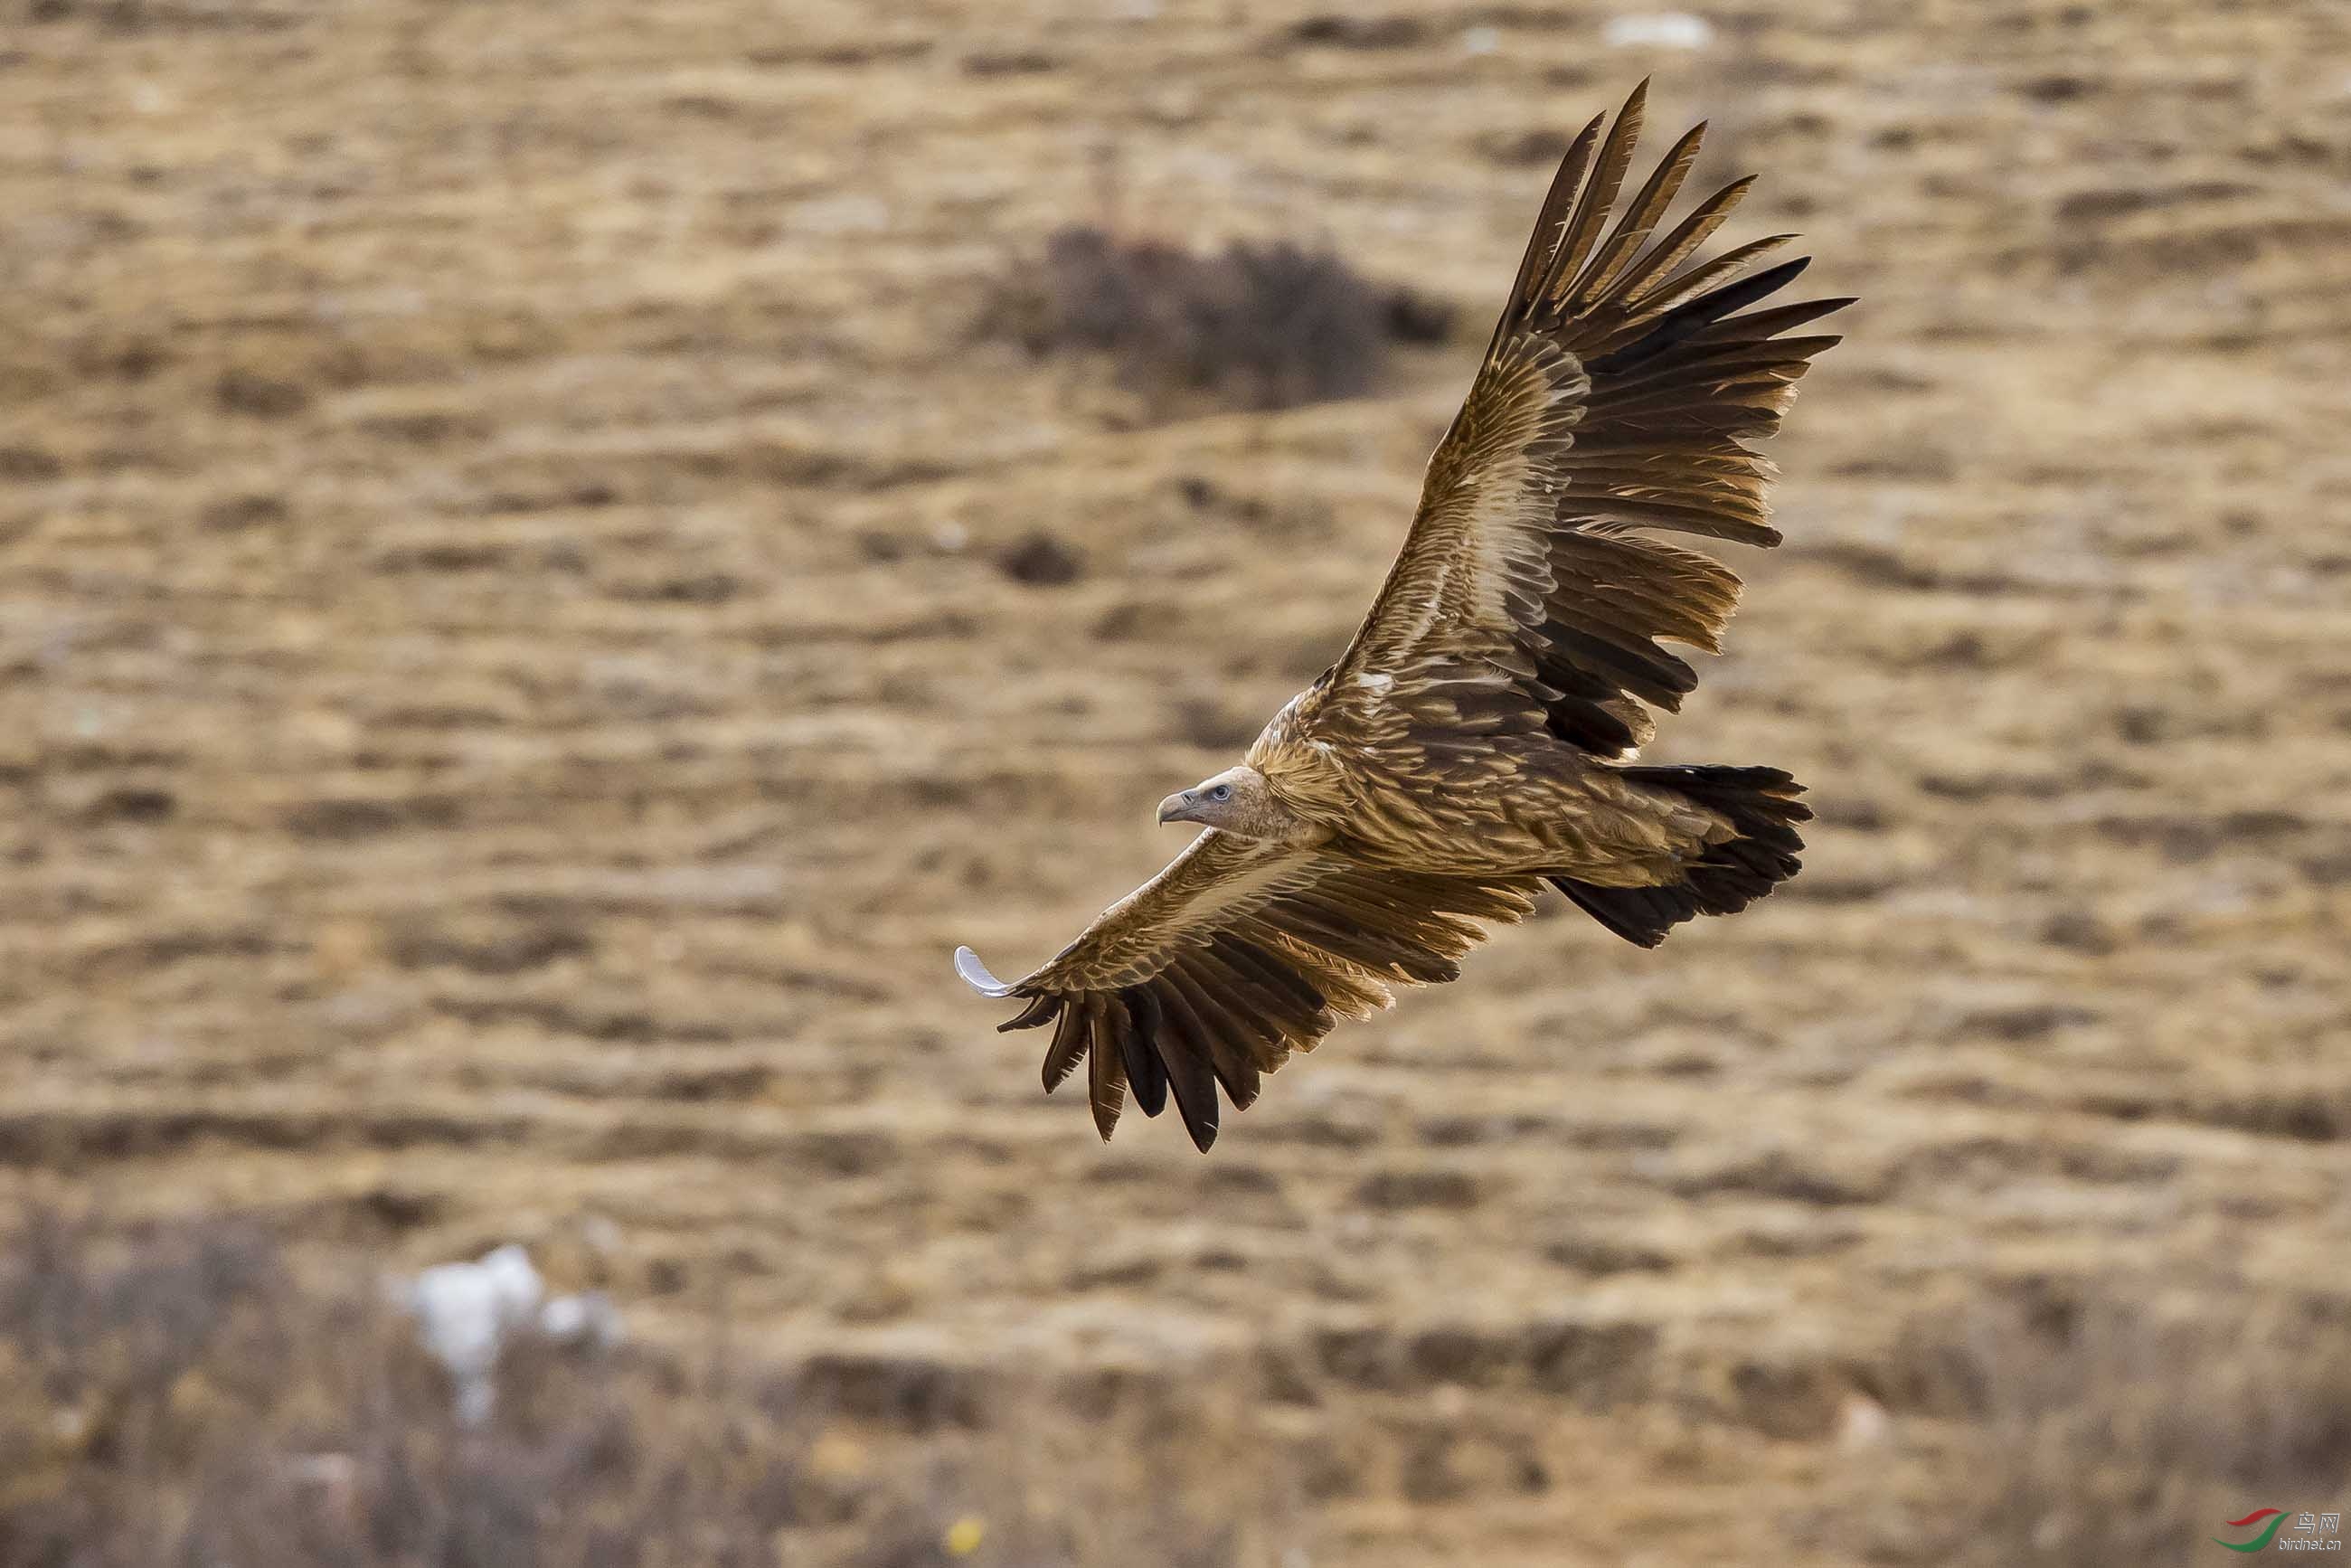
<box><xmin>1040</xmin><ymin>999</ymin><xmax>1089</xmax><ymax>1092</ymax></box>
<box><xmin>1539</xmin><ymin>80</ymin><xmax>1652</xmax><ymax>311</ymax></box>
<box><xmin>996</xmin><ymin>991</ymin><xmax>1062</xmax><ymax>1033</ymax></box>
<box><xmin>1618</xmin><ymin>77</ymin><xmax>1653</xmax><ymax>135</ymax></box>
<box><xmin>1147</xmin><ymin>978</ymin><xmax>1224</xmax><ymax>1152</ymax></box>
<box><xmin>1509</xmin><ymin>109</ymin><xmax>1610</xmax><ymax>316</ymax></box>
<box><xmin>1084</xmin><ymin>997</ymin><xmax>1128</xmax><ymax>1140</ymax></box>
<box><xmin>1118</xmin><ymin>986</ymin><xmax>1170</xmax><ymax>1119</ymax></box>
<box><xmin>1586</xmin><ymin>256</ymin><xmax>1814</xmax><ymax>376</ymax></box>
<box><xmin>991</xmin><ymin>867</ymin><xmax>1526</xmax><ymax>1152</ymax></box>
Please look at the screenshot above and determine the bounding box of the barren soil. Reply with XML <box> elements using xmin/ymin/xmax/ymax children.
<box><xmin>5</xmin><ymin>0</ymin><xmax>2351</xmax><ymax>1562</ymax></box>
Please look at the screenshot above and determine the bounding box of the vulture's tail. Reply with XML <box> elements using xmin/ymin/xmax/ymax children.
<box><xmin>1549</xmin><ymin>765</ymin><xmax>1809</xmax><ymax>949</ymax></box>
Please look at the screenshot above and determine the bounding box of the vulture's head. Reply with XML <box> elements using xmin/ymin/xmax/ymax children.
<box><xmin>1157</xmin><ymin>766</ymin><xmax>1284</xmax><ymax>837</ymax></box>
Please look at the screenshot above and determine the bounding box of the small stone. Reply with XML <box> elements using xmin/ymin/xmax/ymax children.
<box><xmin>1838</xmin><ymin>1393</ymin><xmax>1892</xmax><ymax>1449</ymax></box>
<box><xmin>998</xmin><ymin>530</ymin><xmax>1084</xmax><ymax>586</ymax></box>
<box><xmin>1602</xmin><ymin>12</ymin><xmax>1713</xmax><ymax>49</ymax></box>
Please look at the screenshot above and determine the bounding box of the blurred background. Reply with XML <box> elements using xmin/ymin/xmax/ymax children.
<box><xmin>5</xmin><ymin>0</ymin><xmax>2350</xmax><ymax>1563</ymax></box>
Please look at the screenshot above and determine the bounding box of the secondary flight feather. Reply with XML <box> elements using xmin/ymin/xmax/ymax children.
<box><xmin>957</xmin><ymin>82</ymin><xmax>1851</xmax><ymax>1150</ymax></box>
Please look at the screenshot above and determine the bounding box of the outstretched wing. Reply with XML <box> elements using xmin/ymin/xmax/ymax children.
<box><xmin>1313</xmin><ymin>80</ymin><xmax>1852</xmax><ymax>760</ymax></box>
<box><xmin>955</xmin><ymin>830</ymin><xmax>1540</xmax><ymax>1150</ymax></box>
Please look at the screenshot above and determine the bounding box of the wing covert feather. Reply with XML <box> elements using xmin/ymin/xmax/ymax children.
<box><xmin>955</xmin><ymin>831</ymin><xmax>1539</xmax><ymax>1149</ymax></box>
<box><xmin>1310</xmin><ymin>80</ymin><xmax>1851</xmax><ymax>762</ymax></box>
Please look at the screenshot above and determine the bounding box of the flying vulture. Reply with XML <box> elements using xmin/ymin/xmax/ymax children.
<box><xmin>957</xmin><ymin>82</ymin><xmax>1849</xmax><ymax>1150</ymax></box>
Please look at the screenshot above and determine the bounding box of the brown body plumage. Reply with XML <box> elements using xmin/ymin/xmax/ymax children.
<box><xmin>957</xmin><ymin>83</ymin><xmax>1849</xmax><ymax>1150</ymax></box>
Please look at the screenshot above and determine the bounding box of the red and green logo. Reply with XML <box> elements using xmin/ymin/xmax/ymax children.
<box><xmin>2215</xmin><ymin>1509</ymin><xmax>2287</xmax><ymax>1553</ymax></box>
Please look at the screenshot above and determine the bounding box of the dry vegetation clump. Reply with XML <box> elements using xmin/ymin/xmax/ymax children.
<box><xmin>987</xmin><ymin>223</ymin><xmax>1454</xmax><ymax>411</ymax></box>
<box><xmin>0</xmin><ymin>1214</ymin><xmax>1301</xmax><ymax>1568</ymax></box>
<box><xmin>1874</xmin><ymin>1283</ymin><xmax>2351</xmax><ymax>1565</ymax></box>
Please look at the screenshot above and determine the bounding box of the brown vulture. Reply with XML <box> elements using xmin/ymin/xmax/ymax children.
<box><xmin>957</xmin><ymin>82</ymin><xmax>1849</xmax><ymax>1149</ymax></box>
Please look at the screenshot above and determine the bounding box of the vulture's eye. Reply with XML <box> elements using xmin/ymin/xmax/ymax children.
<box><xmin>1210</xmin><ymin>784</ymin><xmax>1232</xmax><ymax>802</ymax></box>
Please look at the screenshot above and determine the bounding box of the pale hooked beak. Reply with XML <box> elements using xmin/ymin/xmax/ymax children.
<box><xmin>1157</xmin><ymin>790</ymin><xmax>1196</xmax><ymax>825</ymax></box>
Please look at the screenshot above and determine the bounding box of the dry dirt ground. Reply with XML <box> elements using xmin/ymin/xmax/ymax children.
<box><xmin>5</xmin><ymin>0</ymin><xmax>2351</xmax><ymax>1563</ymax></box>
